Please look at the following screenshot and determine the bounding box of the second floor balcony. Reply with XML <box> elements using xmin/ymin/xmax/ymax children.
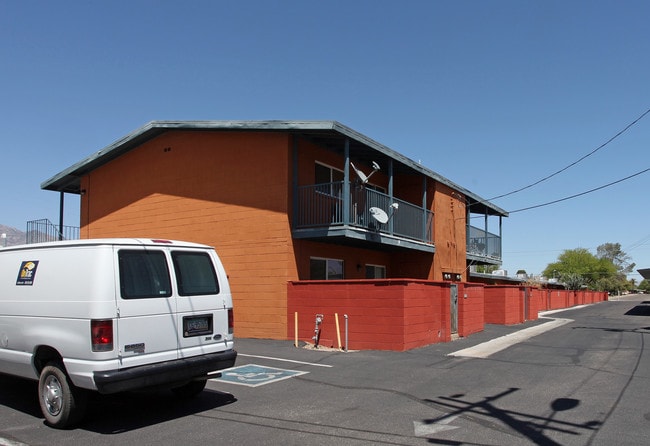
<box><xmin>294</xmin><ymin>182</ymin><xmax>502</xmax><ymax>262</ymax></box>
<box><xmin>294</xmin><ymin>182</ymin><xmax>434</xmax><ymax>252</ymax></box>
<box><xmin>467</xmin><ymin>225</ymin><xmax>502</xmax><ymax>262</ymax></box>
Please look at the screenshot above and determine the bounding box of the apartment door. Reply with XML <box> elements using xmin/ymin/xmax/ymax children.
<box><xmin>450</xmin><ymin>284</ymin><xmax>458</xmax><ymax>334</ymax></box>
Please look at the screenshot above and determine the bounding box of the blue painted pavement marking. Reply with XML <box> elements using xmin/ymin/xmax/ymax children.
<box><xmin>211</xmin><ymin>364</ymin><xmax>309</xmax><ymax>387</ymax></box>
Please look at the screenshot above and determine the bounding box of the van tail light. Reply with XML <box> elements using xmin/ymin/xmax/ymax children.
<box><xmin>228</xmin><ymin>308</ymin><xmax>234</xmax><ymax>335</ymax></box>
<box><xmin>91</xmin><ymin>319</ymin><xmax>114</xmax><ymax>352</ymax></box>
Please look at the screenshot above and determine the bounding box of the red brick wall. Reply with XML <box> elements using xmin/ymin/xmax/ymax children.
<box><xmin>288</xmin><ymin>281</ymin><xmax>609</xmax><ymax>351</ymax></box>
<box><xmin>287</xmin><ymin>280</ymin><xmax>452</xmax><ymax>351</ymax></box>
<box><xmin>458</xmin><ymin>283</ymin><xmax>485</xmax><ymax>337</ymax></box>
<box><xmin>485</xmin><ymin>286</ymin><xmax>520</xmax><ymax>324</ymax></box>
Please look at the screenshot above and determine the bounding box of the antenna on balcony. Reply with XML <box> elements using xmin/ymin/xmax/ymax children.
<box><xmin>350</xmin><ymin>161</ymin><xmax>380</xmax><ymax>184</ymax></box>
<box><xmin>369</xmin><ymin>202</ymin><xmax>399</xmax><ymax>226</ymax></box>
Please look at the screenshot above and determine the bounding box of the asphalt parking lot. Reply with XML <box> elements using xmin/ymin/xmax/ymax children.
<box><xmin>1</xmin><ymin>294</ymin><xmax>649</xmax><ymax>445</ymax></box>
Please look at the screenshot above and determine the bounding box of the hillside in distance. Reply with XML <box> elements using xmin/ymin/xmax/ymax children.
<box><xmin>0</xmin><ymin>225</ymin><xmax>26</xmax><ymax>247</ymax></box>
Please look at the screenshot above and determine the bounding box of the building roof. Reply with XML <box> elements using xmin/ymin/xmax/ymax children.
<box><xmin>41</xmin><ymin>120</ymin><xmax>508</xmax><ymax>217</ymax></box>
<box><xmin>638</xmin><ymin>268</ymin><xmax>650</xmax><ymax>280</ymax></box>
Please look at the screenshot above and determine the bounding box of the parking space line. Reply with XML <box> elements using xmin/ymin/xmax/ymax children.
<box><xmin>238</xmin><ymin>353</ymin><xmax>333</xmax><ymax>368</ymax></box>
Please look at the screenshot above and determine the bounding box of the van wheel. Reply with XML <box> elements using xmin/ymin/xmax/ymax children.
<box><xmin>38</xmin><ymin>362</ymin><xmax>87</xmax><ymax>428</ymax></box>
<box><xmin>171</xmin><ymin>379</ymin><xmax>207</xmax><ymax>398</ymax></box>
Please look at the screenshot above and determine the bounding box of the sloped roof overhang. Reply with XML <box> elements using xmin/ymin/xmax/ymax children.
<box><xmin>41</xmin><ymin>120</ymin><xmax>508</xmax><ymax>217</ymax></box>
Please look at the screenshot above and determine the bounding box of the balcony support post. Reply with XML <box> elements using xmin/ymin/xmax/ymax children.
<box><xmin>388</xmin><ymin>160</ymin><xmax>394</xmax><ymax>235</ymax></box>
<box><xmin>418</xmin><ymin>176</ymin><xmax>425</xmax><ymax>241</ymax></box>
<box><xmin>58</xmin><ymin>192</ymin><xmax>64</xmax><ymax>241</ymax></box>
<box><xmin>292</xmin><ymin>136</ymin><xmax>299</xmax><ymax>229</ymax></box>
<box><xmin>484</xmin><ymin>213</ymin><xmax>489</xmax><ymax>257</ymax></box>
<box><xmin>499</xmin><ymin>215</ymin><xmax>503</xmax><ymax>258</ymax></box>
<box><xmin>343</xmin><ymin>138</ymin><xmax>350</xmax><ymax>225</ymax></box>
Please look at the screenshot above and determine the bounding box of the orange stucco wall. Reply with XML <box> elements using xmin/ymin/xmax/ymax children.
<box><xmin>433</xmin><ymin>183</ymin><xmax>467</xmax><ymax>281</ymax></box>
<box><xmin>79</xmin><ymin>131</ymin><xmax>296</xmax><ymax>339</ymax></box>
<box><xmin>77</xmin><ymin>129</ymin><xmax>470</xmax><ymax>341</ymax></box>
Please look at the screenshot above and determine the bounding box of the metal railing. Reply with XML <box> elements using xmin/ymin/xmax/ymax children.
<box><xmin>467</xmin><ymin>225</ymin><xmax>502</xmax><ymax>260</ymax></box>
<box><xmin>296</xmin><ymin>182</ymin><xmax>433</xmax><ymax>244</ymax></box>
<box><xmin>26</xmin><ymin>219</ymin><xmax>80</xmax><ymax>244</ymax></box>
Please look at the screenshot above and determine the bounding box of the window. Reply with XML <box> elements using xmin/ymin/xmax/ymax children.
<box><xmin>172</xmin><ymin>251</ymin><xmax>220</xmax><ymax>296</ymax></box>
<box><xmin>310</xmin><ymin>257</ymin><xmax>344</xmax><ymax>280</ymax></box>
<box><xmin>119</xmin><ymin>250</ymin><xmax>172</xmax><ymax>299</ymax></box>
<box><xmin>365</xmin><ymin>264</ymin><xmax>386</xmax><ymax>279</ymax></box>
<box><xmin>315</xmin><ymin>162</ymin><xmax>343</xmax><ymax>196</ymax></box>
<box><xmin>315</xmin><ymin>162</ymin><xmax>343</xmax><ymax>184</ymax></box>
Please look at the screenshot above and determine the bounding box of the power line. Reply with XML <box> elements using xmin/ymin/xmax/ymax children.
<box><xmin>508</xmin><ymin>168</ymin><xmax>649</xmax><ymax>213</ymax></box>
<box><xmin>488</xmin><ymin>107</ymin><xmax>650</xmax><ymax>201</ymax></box>
<box><xmin>625</xmin><ymin>233</ymin><xmax>650</xmax><ymax>253</ymax></box>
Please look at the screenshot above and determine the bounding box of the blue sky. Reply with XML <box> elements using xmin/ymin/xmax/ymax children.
<box><xmin>2</xmin><ymin>1</ymin><xmax>648</xmax><ymax>281</ymax></box>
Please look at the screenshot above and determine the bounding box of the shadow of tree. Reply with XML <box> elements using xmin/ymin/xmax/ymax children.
<box><xmin>421</xmin><ymin>388</ymin><xmax>601</xmax><ymax>445</ymax></box>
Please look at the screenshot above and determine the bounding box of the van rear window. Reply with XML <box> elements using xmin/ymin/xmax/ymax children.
<box><xmin>118</xmin><ymin>250</ymin><xmax>172</xmax><ymax>299</ymax></box>
<box><xmin>172</xmin><ymin>251</ymin><xmax>220</xmax><ymax>296</ymax></box>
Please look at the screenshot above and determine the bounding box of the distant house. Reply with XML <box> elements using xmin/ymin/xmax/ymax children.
<box><xmin>42</xmin><ymin>121</ymin><xmax>507</xmax><ymax>343</ymax></box>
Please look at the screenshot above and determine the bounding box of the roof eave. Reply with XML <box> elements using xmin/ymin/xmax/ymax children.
<box><xmin>40</xmin><ymin>120</ymin><xmax>508</xmax><ymax>217</ymax></box>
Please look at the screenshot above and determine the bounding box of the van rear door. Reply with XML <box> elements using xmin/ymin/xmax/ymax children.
<box><xmin>170</xmin><ymin>249</ymin><xmax>232</xmax><ymax>356</ymax></box>
<box><xmin>114</xmin><ymin>247</ymin><xmax>180</xmax><ymax>368</ymax></box>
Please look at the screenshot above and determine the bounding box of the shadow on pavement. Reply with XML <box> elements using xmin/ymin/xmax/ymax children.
<box><xmin>0</xmin><ymin>373</ymin><xmax>236</xmax><ymax>433</ymax></box>
<box><xmin>625</xmin><ymin>304</ymin><xmax>650</xmax><ymax>316</ymax></box>
<box><xmin>421</xmin><ymin>387</ymin><xmax>601</xmax><ymax>445</ymax></box>
<box><xmin>81</xmin><ymin>388</ymin><xmax>237</xmax><ymax>434</ymax></box>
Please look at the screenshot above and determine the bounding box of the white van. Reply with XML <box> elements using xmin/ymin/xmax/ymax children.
<box><xmin>0</xmin><ymin>238</ymin><xmax>236</xmax><ymax>428</ymax></box>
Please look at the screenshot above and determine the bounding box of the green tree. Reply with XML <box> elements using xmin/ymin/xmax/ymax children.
<box><xmin>639</xmin><ymin>279</ymin><xmax>650</xmax><ymax>293</ymax></box>
<box><xmin>543</xmin><ymin>248</ymin><xmax>617</xmax><ymax>291</ymax></box>
<box><xmin>596</xmin><ymin>243</ymin><xmax>635</xmax><ymax>275</ymax></box>
<box><xmin>475</xmin><ymin>265</ymin><xmax>498</xmax><ymax>274</ymax></box>
<box><xmin>596</xmin><ymin>242</ymin><xmax>636</xmax><ymax>293</ymax></box>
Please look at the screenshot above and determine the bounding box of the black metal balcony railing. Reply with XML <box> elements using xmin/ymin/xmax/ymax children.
<box><xmin>26</xmin><ymin>219</ymin><xmax>80</xmax><ymax>244</ymax></box>
<box><xmin>467</xmin><ymin>225</ymin><xmax>502</xmax><ymax>260</ymax></box>
<box><xmin>296</xmin><ymin>182</ymin><xmax>433</xmax><ymax>244</ymax></box>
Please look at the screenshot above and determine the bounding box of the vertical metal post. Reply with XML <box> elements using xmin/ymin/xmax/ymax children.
<box><xmin>58</xmin><ymin>192</ymin><xmax>65</xmax><ymax>241</ymax></box>
<box><xmin>343</xmin><ymin>138</ymin><xmax>350</xmax><ymax>225</ymax></box>
<box><xmin>344</xmin><ymin>314</ymin><xmax>349</xmax><ymax>352</ymax></box>
<box><xmin>484</xmin><ymin>213</ymin><xmax>488</xmax><ymax>256</ymax></box>
<box><xmin>499</xmin><ymin>215</ymin><xmax>503</xmax><ymax>259</ymax></box>
<box><xmin>292</xmin><ymin>137</ymin><xmax>299</xmax><ymax>229</ymax></box>
<box><xmin>388</xmin><ymin>160</ymin><xmax>394</xmax><ymax>235</ymax></box>
<box><xmin>421</xmin><ymin>175</ymin><xmax>427</xmax><ymax>241</ymax></box>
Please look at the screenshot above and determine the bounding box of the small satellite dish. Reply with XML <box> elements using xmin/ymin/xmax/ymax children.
<box><xmin>350</xmin><ymin>161</ymin><xmax>380</xmax><ymax>184</ymax></box>
<box><xmin>369</xmin><ymin>207</ymin><xmax>389</xmax><ymax>224</ymax></box>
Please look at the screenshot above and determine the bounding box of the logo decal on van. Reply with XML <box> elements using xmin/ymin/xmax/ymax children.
<box><xmin>16</xmin><ymin>261</ymin><xmax>39</xmax><ymax>286</ymax></box>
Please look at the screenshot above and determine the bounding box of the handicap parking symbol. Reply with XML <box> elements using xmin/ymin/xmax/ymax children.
<box><xmin>212</xmin><ymin>364</ymin><xmax>308</xmax><ymax>387</ymax></box>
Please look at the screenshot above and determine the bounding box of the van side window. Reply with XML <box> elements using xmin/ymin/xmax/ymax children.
<box><xmin>118</xmin><ymin>250</ymin><xmax>172</xmax><ymax>299</ymax></box>
<box><xmin>172</xmin><ymin>251</ymin><xmax>220</xmax><ymax>296</ymax></box>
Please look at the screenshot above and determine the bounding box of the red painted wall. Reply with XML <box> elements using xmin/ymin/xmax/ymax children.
<box><xmin>288</xmin><ymin>280</ymin><xmax>609</xmax><ymax>351</ymax></box>
<box><xmin>287</xmin><ymin>280</ymin><xmax>452</xmax><ymax>351</ymax></box>
<box><xmin>486</xmin><ymin>286</ymin><xmax>608</xmax><ymax>326</ymax></box>
<box><xmin>485</xmin><ymin>286</ymin><xmax>522</xmax><ymax>324</ymax></box>
<box><xmin>458</xmin><ymin>282</ymin><xmax>485</xmax><ymax>337</ymax></box>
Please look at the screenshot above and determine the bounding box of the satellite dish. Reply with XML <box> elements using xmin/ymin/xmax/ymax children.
<box><xmin>350</xmin><ymin>161</ymin><xmax>380</xmax><ymax>184</ymax></box>
<box><xmin>369</xmin><ymin>207</ymin><xmax>389</xmax><ymax>224</ymax></box>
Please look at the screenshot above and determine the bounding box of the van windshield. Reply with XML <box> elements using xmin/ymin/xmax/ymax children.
<box><xmin>172</xmin><ymin>251</ymin><xmax>220</xmax><ymax>296</ymax></box>
<box><xmin>118</xmin><ymin>250</ymin><xmax>172</xmax><ymax>299</ymax></box>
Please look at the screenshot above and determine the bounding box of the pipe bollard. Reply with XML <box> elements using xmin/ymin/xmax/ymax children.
<box><xmin>344</xmin><ymin>314</ymin><xmax>349</xmax><ymax>352</ymax></box>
